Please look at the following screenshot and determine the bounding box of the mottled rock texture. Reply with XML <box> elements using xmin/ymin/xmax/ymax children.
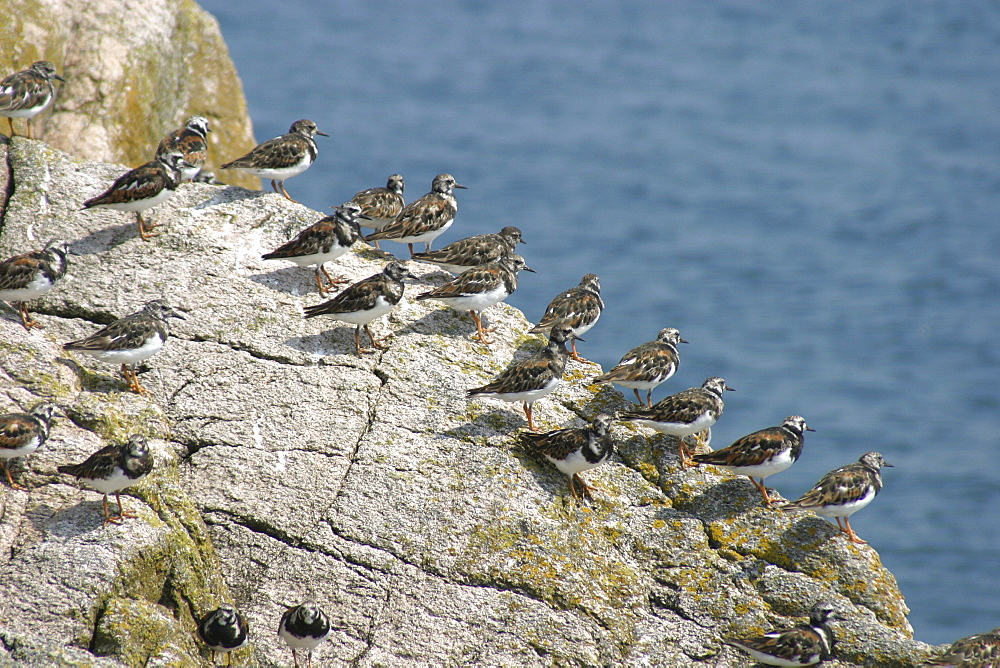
<box><xmin>0</xmin><ymin>138</ymin><xmax>940</xmax><ymax>666</ymax></box>
<box><xmin>0</xmin><ymin>0</ymin><xmax>259</xmax><ymax>189</ymax></box>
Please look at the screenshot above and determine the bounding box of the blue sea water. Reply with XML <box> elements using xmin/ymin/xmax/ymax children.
<box><xmin>199</xmin><ymin>0</ymin><xmax>1000</xmax><ymax>645</ymax></box>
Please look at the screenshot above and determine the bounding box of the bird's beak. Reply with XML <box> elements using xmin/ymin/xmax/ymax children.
<box><xmin>54</xmin><ymin>74</ymin><xmax>66</xmax><ymax>83</ymax></box>
<box><xmin>522</xmin><ymin>264</ymin><xmax>536</xmax><ymax>273</ymax></box>
<box><xmin>679</xmin><ymin>337</ymin><xmax>689</xmax><ymax>344</ymax></box>
<box><xmin>454</xmin><ymin>183</ymin><xmax>468</xmax><ymax>189</ymax></box>
<box><xmin>806</xmin><ymin>426</ymin><xmax>817</xmax><ymax>432</ymax></box>
<box><xmin>316</xmin><ymin>130</ymin><xmax>329</xmax><ymax>137</ymax></box>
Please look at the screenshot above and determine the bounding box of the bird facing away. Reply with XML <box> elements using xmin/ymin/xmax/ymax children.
<box><xmin>467</xmin><ymin>325</ymin><xmax>577</xmax><ymax>432</ymax></box>
<box><xmin>519</xmin><ymin>413</ymin><xmax>615</xmax><ymax>501</ymax></box>
<box><xmin>0</xmin><ymin>60</ymin><xmax>65</xmax><ymax>139</ymax></box>
<box><xmin>197</xmin><ymin>603</ymin><xmax>249</xmax><ymax>666</ymax></box>
<box><xmin>348</xmin><ymin>173</ymin><xmax>405</xmax><ymax>249</ymax></box>
<box><xmin>365</xmin><ymin>173</ymin><xmax>466</xmax><ymax>256</ymax></box>
<box><xmin>620</xmin><ymin>376</ymin><xmax>734</xmax><ymax>468</ymax></box>
<box><xmin>303</xmin><ymin>261</ymin><xmax>413</xmax><ymax>356</ymax></box>
<box><xmin>0</xmin><ymin>239</ymin><xmax>69</xmax><ymax>330</ymax></box>
<box><xmin>220</xmin><ymin>119</ymin><xmax>327</xmax><ymax>203</ymax></box>
<box><xmin>0</xmin><ymin>403</ymin><xmax>60</xmax><ymax>489</ymax></box>
<box><xmin>724</xmin><ymin>601</ymin><xmax>844</xmax><ymax>667</ymax></box>
<box><xmin>781</xmin><ymin>451</ymin><xmax>893</xmax><ymax>545</ymax></box>
<box><xmin>156</xmin><ymin>115</ymin><xmax>211</xmax><ymax>181</ymax></box>
<box><xmin>62</xmin><ymin>299</ymin><xmax>185</xmax><ymax>396</ymax></box>
<box><xmin>415</xmin><ymin>254</ymin><xmax>534</xmax><ymax>345</ymax></box>
<box><xmin>923</xmin><ymin>626</ymin><xmax>1000</xmax><ymax>667</ymax></box>
<box><xmin>278</xmin><ymin>603</ymin><xmax>332</xmax><ymax>668</ymax></box>
<box><xmin>412</xmin><ymin>225</ymin><xmax>525</xmax><ymax>275</ymax></box>
<box><xmin>57</xmin><ymin>434</ymin><xmax>153</xmax><ymax>525</ymax></box>
<box><xmin>592</xmin><ymin>327</ymin><xmax>687</xmax><ymax>407</ymax></box>
<box><xmin>262</xmin><ymin>201</ymin><xmax>369</xmax><ymax>295</ymax></box>
<box><xmin>82</xmin><ymin>152</ymin><xmax>193</xmax><ymax>241</ymax></box>
<box><xmin>529</xmin><ymin>273</ymin><xmax>604</xmax><ymax>363</ymax></box>
<box><xmin>692</xmin><ymin>415</ymin><xmax>814</xmax><ymax>507</ymax></box>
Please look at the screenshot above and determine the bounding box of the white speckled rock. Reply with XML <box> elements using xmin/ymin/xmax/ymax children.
<box><xmin>0</xmin><ymin>138</ymin><xmax>939</xmax><ymax>666</ymax></box>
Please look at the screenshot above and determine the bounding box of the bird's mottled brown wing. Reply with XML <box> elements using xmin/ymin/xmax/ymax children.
<box><xmin>0</xmin><ymin>70</ymin><xmax>50</xmax><ymax>112</ymax></box>
<box><xmin>532</xmin><ymin>287</ymin><xmax>603</xmax><ymax>332</ymax></box>
<box><xmin>63</xmin><ymin>312</ymin><xmax>160</xmax><ymax>353</ymax></box>
<box><xmin>925</xmin><ymin>631</ymin><xmax>1000</xmax><ymax>666</ymax></box>
<box><xmin>520</xmin><ymin>427</ymin><xmax>588</xmax><ymax>460</ymax></box>
<box><xmin>303</xmin><ymin>275</ymin><xmax>390</xmax><ymax>317</ymax></box>
<box><xmin>223</xmin><ymin>134</ymin><xmax>310</xmax><ymax>170</ymax></box>
<box><xmin>0</xmin><ymin>414</ymin><xmax>41</xmax><ymax>452</ymax></box>
<box><xmin>625</xmin><ymin>387</ymin><xmax>713</xmax><ymax>424</ymax></box>
<box><xmin>694</xmin><ymin>427</ymin><xmax>789</xmax><ymax>467</ymax></box>
<box><xmin>369</xmin><ymin>194</ymin><xmax>454</xmax><ymax>240</ymax></box>
<box><xmin>726</xmin><ymin>626</ymin><xmax>826</xmax><ymax>665</ymax></box>
<box><xmin>416</xmin><ymin>262</ymin><xmax>506</xmax><ymax>300</ymax></box>
<box><xmin>83</xmin><ymin>162</ymin><xmax>169</xmax><ymax>208</ymax></box>
<box><xmin>786</xmin><ymin>463</ymin><xmax>870</xmax><ymax>509</ymax></box>
<box><xmin>0</xmin><ymin>254</ymin><xmax>44</xmax><ymax>291</ymax></box>
<box><xmin>351</xmin><ymin>187</ymin><xmax>404</xmax><ymax>220</ymax></box>
<box><xmin>57</xmin><ymin>443</ymin><xmax>120</xmax><ymax>480</ymax></box>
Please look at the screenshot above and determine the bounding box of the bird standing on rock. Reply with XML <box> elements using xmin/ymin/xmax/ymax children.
<box><xmin>221</xmin><ymin>119</ymin><xmax>327</xmax><ymax>203</ymax></box>
<box><xmin>365</xmin><ymin>173</ymin><xmax>466</xmax><ymax>256</ymax></box>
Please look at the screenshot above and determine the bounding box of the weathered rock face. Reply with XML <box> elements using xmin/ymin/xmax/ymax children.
<box><xmin>0</xmin><ymin>0</ymin><xmax>259</xmax><ymax>189</ymax></box>
<box><xmin>0</xmin><ymin>138</ymin><xmax>938</xmax><ymax>666</ymax></box>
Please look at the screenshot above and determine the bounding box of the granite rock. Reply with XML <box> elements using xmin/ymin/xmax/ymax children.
<box><xmin>0</xmin><ymin>137</ymin><xmax>940</xmax><ymax>666</ymax></box>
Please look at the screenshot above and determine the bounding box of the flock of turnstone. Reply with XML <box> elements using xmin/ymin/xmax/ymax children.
<box><xmin>0</xmin><ymin>60</ymin><xmax>994</xmax><ymax>668</ymax></box>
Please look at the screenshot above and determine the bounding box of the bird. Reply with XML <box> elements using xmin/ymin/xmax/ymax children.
<box><xmin>724</xmin><ymin>601</ymin><xmax>844</xmax><ymax>667</ymax></box>
<box><xmin>0</xmin><ymin>239</ymin><xmax>70</xmax><ymax>330</ymax></box>
<box><xmin>82</xmin><ymin>151</ymin><xmax>193</xmax><ymax>241</ymax></box>
<box><xmin>529</xmin><ymin>273</ymin><xmax>604</xmax><ymax>363</ymax></box>
<box><xmin>220</xmin><ymin>118</ymin><xmax>327</xmax><ymax>203</ymax></box>
<box><xmin>262</xmin><ymin>201</ymin><xmax>369</xmax><ymax>295</ymax></box>
<box><xmin>197</xmin><ymin>603</ymin><xmax>249</xmax><ymax>666</ymax></box>
<box><xmin>0</xmin><ymin>403</ymin><xmax>60</xmax><ymax>490</ymax></box>
<box><xmin>415</xmin><ymin>254</ymin><xmax>534</xmax><ymax>345</ymax></box>
<box><xmin>365</xmin><ymin>173</ymin><xmax>466</xmax><ymax>256</ymax></box>
<box><xmin>692</xmin><ymin>415</ymin><xmax>814</xmax><ymax>507</ymax></box>
<box><xmin>278</xmin><ymin>604</ymin><xmax>332</xmax><ymax>668</ymax></box>
<box><xmin>591</xmin><ymin>327</ymin><xmax>687</xmax><ymax>407</ymax></box>
<box><xmin>303</xmin><ymin>261</ymin><xmax>413</xmax><ymax>356</ymax></box>
<box><xmin>781</xmin><ymin>451</ymin><xmax>893</xmax><ymax>545</ymax></box>
<box><xmin>57</xmin><ymin>434</ymin><xmax>153</xmax><ymax>525</ymax></box>
<box><xmin>0</xmin><ymin>60</ymin><xmax>65</xmax><ymax>139</ymax></box>
<box><xmin>62</xmin><ymin>299</ymin><xmax>185</xmax><ymax>396</ymax></box>
<box><xmin>467</xmin><ymin>325</ymin><xmax>577</xmax><ymax>432</ymax></box>
<box><xmin>923</xmin><ymin>626</ymin><xmax>1000</xmax><ymax>667</ymax></box>
<box><xmin>620</xmin><ymin>377</ymin><xmax>734</xmax><ymax>468</ymax></box>
<box><xmin>156</xmin><ymin>115</ymin><xmax>211</xmax><ymax>181</ymax></box>
<box><xmin>519</xmin><ymin>413</ymin><xmax>615</xmax><ymax>501</ymax></box>
<box><xmin>411</xmin><ymin>226</ymin><xmax>525</xmax><ymax>275</ymax></box>
<box><xmin>348</xmin><ymin>174</ymin><xmax>405</xmax><ymax>249</ymax></box>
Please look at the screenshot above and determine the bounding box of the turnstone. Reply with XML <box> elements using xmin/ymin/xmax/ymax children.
<box><xmin>220</xmin><ymin>118</ymin><xmax>327</xmax><ymax>203</ymax></box>
<box><xmin>156</xmin><ymin>115</ymin><xmax>211</xmax><ymax>181</ymax></box>
<box><xmin>782</xmin><ymin>451</ymin><xmax>893</xmax><ymax>545</ymax></box>
<box><xmin>620</xmin><ymin>376</ymin><xmax>734</xmax><ymax>468</ymax></box>
<box><xmin>924</xmin><ymin>626</ymin><xmax>1000</xmax><ymax>667</ymax></box>
<box><xmin>197</xmin><ymin>603</ymin><xmax>249</xmax><ymax>666</ymax></box>
<box><xmin>82</xmin><ymin>152</ymin><xmax>193</xmax><ymax>241</ymax></box>
<box><xmin>0</xmin><ymin>239</ymin><xmax>69</xmax><ymax>330</ymax></box>
<box><xmin>724</xmin><ymin>601</ymin><xmax>843</xmax><ymax>667</ymax></box>
<box><xmin>57</xmin><ymin>434</ymin><xmax>153</xmax><ymax>525</ymax></box>
<box><xmin>0</xmin><ymin>403</ymin><xmax>60</xmax><ymax>490</ymax></box>
<box><xmin>303</xmin><ymin>261</ymin><xmax>413</xmax><ymax>356</ymax></box>
<box><xmin>278</xmin><ymin>604</ymin><xmax>332</xmax><ymax>668</ymax></box>
<box><xmin>0</xmin><ymin>61</ymin><xmax>65</xmax><ymax>139</ymax></box>
<box><xmin>692</xmin><ymin>415</ymin><xmax>814</xmax><ymax>507</ymax></box>
<box><xmin>415</xmin><ymin>254</ymin><xmax>534</xmax><ymax>345</ymax></box>
<box><xmin>348</xmin><ymin>174</ymin><xmax>405</xmax><ymax>249</ymax></box>
<box><xmin>519</xmin><ymin>413</ymin><xmax>615</xmax><ymax>501</ymax></box>
<box><xmin>467</xmin><ymin>325</ymin><xmax>577</xmax><ymax>432</ymax></box>
<box><xmin>262</xmin><ymin>201</ymin><xmax>368</xmax><ymax>295</ymax></box>
<box><xmin>412</xmin><ymin>226</ymin><xmax>525</xmax><ymax>275</ymax></box>
<box><xmin>365</xmin><ymin>173</ymin><xmax>466</xmax><ymax>256</ymax></box>
<box><xmin>62</xmin><ymin>299</ymin><xmax>185</xmax><ymax>396</ymax></box>
<box><xmin>529</xmin><ymin>273</ymin><xmax>604</xmax><ymax>363</ymax></box>
<box><xmin>592</xmin><ymin>327</ymin><xmax>687</xmax><ymax>407</ymax></box>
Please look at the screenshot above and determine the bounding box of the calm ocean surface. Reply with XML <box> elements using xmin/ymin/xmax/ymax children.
<box><xmin>199</xmin><ymin>0</ymin><xmax>1000</xmax><ymax>645</ymax></box>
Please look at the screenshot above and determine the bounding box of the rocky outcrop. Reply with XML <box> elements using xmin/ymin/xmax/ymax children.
<box><xmin>0</xmin><ymin>0</ymin><xmax>259</xmax><ymax>189</ymax></box>
<box><xmin>0</xmin><ymin>137</ymin><xmax>939</xmax><ymax>666</ymax></box>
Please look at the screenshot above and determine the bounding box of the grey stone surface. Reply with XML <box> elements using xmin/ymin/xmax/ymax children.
<box><xmin>0</xmin><ymin>138</ymin><xmax>941</xmax><ymax>666</ymax></box>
